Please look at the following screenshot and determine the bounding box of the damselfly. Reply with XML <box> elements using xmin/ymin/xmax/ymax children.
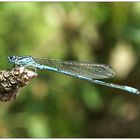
<box><xmin>8</xmin><ymin>55</ymin><xmax>140</xmax><ymax>95</ymax></box>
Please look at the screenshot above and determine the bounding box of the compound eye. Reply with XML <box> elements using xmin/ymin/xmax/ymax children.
<box><xmin>12</xmin><ymin>56</ymin><xmax>16</xmax><ymax>60</ymax></box>
<box><xmin>8</xmin><ymin>56</ymin><xmax>16</xmax><ymax>61</ymax></box>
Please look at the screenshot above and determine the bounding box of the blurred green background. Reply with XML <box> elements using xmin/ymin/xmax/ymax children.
<box><xmin>0</xmin><ymin>2</ymin><xmax>140</xmax><ymax>138</ymax></box>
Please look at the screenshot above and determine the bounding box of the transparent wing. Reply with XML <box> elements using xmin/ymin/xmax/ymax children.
<box><xmin>33</xmin><ymin>58</ymin><xmax>116</xmax><ymax>80</ymax></box>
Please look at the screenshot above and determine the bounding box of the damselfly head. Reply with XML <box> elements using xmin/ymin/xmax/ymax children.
<box><xmin>8</xmin><ymin>55</ymin><xmax>18</xmax><ymax>63</ymax></box>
